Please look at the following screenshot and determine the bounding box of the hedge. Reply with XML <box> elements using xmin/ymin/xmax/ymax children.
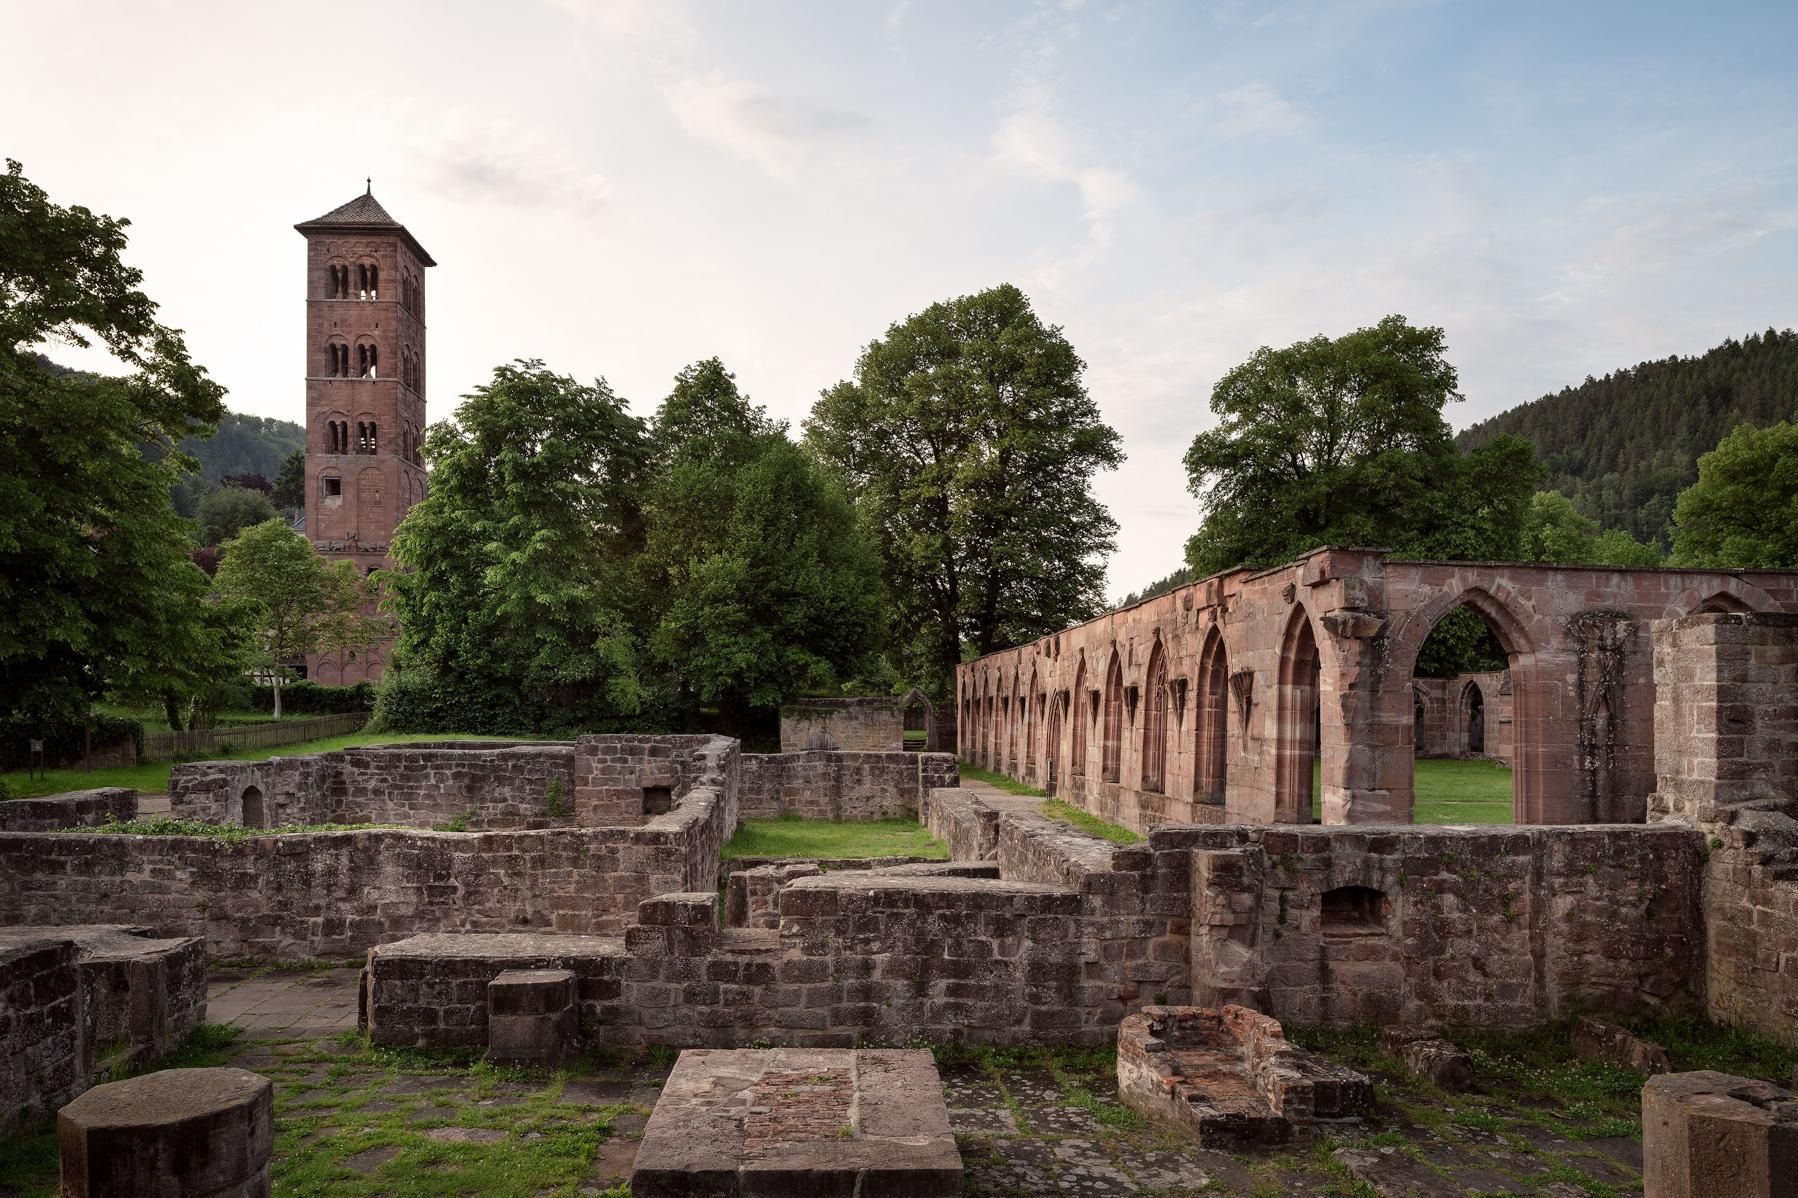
<box><xmin>0</xmin><ymin>712</ymin><xmax>145</xmax><ymax>770</ymax></box>
<box><xmin>249</xmin><ymin>680</ymin><xmax>377</xmax><ymax>715</ymax></box>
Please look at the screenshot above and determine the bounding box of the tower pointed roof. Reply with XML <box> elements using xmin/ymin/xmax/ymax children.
<box><xmin>295</xmin><ymin>187</ymin><xmax>434</xmax><ymax>266</ymax></box>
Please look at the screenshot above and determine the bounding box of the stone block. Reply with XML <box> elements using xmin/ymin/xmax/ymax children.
<box><xmin>58</xmin><ymin>1067</ymin><xmax>273</xmax><ymax>1198</ymax></box>
<box><xmin>1642</xmin><ymin>1070</ymin><xmax>1798</xmax><ymax>1198</ymax></box>
<box><xmin>633</xmin><ymin>1048</ymin><xmax>961</xmax><ymax>1197</ymax></box>
<box><xmin>1571</xmin><ymin>1016</ymin><xmax>1671</xmax><ymax>1076</ymax></box>
<box><xmin>1380</xmin><ymin>1028</ymin><xmax>1475</xmax><ymax>1092</ymax></box>
<box><xmin>486</xmin><ymin>970</ymin><xmax>579</xmax><ymax>1066</ymax></box>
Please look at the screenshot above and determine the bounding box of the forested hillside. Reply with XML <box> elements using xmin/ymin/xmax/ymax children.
<box><xmin>1457</xmin><ymin>328</ymin><xmax>1798</xmax><ymax>545</ymax></box>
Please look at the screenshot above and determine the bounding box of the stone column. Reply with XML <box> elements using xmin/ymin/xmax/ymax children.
<box><xmin>1642</xmin><ymin>1071</ymin><xmax>1798</xmax><ymax>1198</ymax></box>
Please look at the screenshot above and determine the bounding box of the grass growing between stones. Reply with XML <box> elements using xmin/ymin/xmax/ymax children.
<box><xmin>722</xmin><ymin>815</ymin><xmax>948</xmax><ymax>861</ymax></box>
<box><xmin>62</xmin><ymin>816</ymin><xmax>401</xmax><ymax>840</ymax></box>
<box><xmin>1037</xmin><ymin>799</ymin><xmax>1145</xmax><ymax>845</ymax></box>
<box><xmin>0</xmin><ymin>732</ymin><xmax>549</xmax><ymax>801</ymax></box>
<box><xmin>956</xmin><ymin>762</ymin><xmax>1047</xmax><ymax>797</ymax></box>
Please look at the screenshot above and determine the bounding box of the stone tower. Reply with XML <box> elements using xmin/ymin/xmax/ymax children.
<box><xmin>296</xmin><ymin>187</ymin><xmax>434</xmax><ymax>685</ymax></box>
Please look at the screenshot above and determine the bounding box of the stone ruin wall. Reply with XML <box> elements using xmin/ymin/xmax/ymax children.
<box><xmin>738</xmin><ymin>752</ymin><xmax>958</xmax><ymax>820</ymax></box>
<box><xmin>0</xmin><ymin>788</ymin><xmax>136</xmax><ymax>833</ymax></box>
<box><xmin>1</xmin><ymin>737</ymin><xmax>742</xmax><ymax>959</ymax></box>
<box><xmin>958</xmin><ymin>547</ymin><xmax>1798</xmax><ymax>831</ymax></box>
<box><xmin>780</xmin><ymin>698</ymin><xmax>907</xmax><ymax>752</ymax></box>
<box><xmin>0</xmin><ymin>926</ymin><xmax>205</xmax><ymax>1133</ymax></box>
<box><xmin>1648</xmin><ymin>612</ymin><xmax>1798</xmax><ymax>1045</ymax></box>
<box><xmin>366</xmin><ymin>792</ymin><xmax>1706</xmax><ymax>1051</ymax></box>
<box><xmin>1412</xmin><ymin>670</ymin><xmax>1514</xmax><ymax>764</ymax></box>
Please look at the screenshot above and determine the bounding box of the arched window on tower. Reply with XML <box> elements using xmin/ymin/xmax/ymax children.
<box><xmin>357</xmin><ymin>343</ymin><xmax>378</xmax><ymax>379</ymax></box>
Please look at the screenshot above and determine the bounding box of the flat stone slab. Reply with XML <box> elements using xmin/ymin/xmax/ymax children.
<box><xmin>632</xmin><ymin>1048</ymin><xmax>963</xmax><ymax>1197</ymax></box>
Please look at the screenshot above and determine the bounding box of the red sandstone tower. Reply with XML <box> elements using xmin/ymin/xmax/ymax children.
<box><xmin>296</xmin><ymin>187</ymin><xmax>434</xmax><ymax>684</ymax></box>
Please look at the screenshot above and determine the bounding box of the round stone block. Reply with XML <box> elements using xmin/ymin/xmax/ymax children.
<box><xmin>59</xmin><ymin>1067</ymin><xmax>274</xmax><ymax>1198</ymax></box>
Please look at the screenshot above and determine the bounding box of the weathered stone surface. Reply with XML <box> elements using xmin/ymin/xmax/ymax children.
<box><xmin>1333</xmin><ymin>1145</ymin><xmax>1466</xmax><ymax>1196</ymax></box>
<box><xmin>0</xmin><ymin>788</ymin><xmax>136</xmax><ymax>832</ymax></box>
<box><xmin>738</xmin><ymin>750</ymin><xmax>957</xmax><ymax>821</ymax></box>
<box><xmin>1572</xmin><ymin>1016</ymin><xmax>1671</xmax><ymax>1076</ymax></box>
<box><xmin>366</xmin><ymin>933</ymin><xmax>625</xmax><ymax>1048</ymax></box>
<box><xmin>0</xmin><ymin>927</ymin><xmax>206</xmax><ymax>1133</ymax></box>
<box><xmin>1381</xmin><ymin>1028</ymin><xmax>1475</xmax><ymax>1092</ymax></box>
<box><xmin>1117</xmin><ymin>1005</ymin><xmax>1371</xmax><ymax>1150</ymax></box>
<box><xmin>485</xmin><ymin>969</ymin><xmax>578</xmax><ymax>1066</ymax></box>
<box><xmin>632</xmin><ymin>1048</ymin><xmax>962</xmax><ymax>1198</ymax></box>
<box><xmin>58</xmin><ymin>1067</ymin><xmax>273</xmax><ymax>1198</ymax></box>
<box><xmin>1642</xmin><ymin>1070</ymin><xmax>1798</xmax><ymax>1198</ymax></box>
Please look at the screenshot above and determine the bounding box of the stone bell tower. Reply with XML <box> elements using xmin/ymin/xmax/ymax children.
<box><xmin>296</xmin><ymin>185</ymin><xmax>434</xmax><ymax>684</ymax></box>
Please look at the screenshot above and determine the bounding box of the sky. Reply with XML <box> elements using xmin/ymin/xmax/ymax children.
<box><xmin>6</xmin><ymin>0</ymin><xmax>1797</xmax><ymax>600</ymax></box>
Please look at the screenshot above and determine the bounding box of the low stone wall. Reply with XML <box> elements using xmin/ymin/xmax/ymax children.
<box><xmin>1182</xmin><ymin>823</ymin><xmax>1704</xmax><ymax>1027</ymax></box>
<box><xmin>0</xmin><ymin>788</ymin><xmax>136</xmax><ymax>832</ymax></box>
<box><xmin>0</xmin><ymin>926</ymin><xmax>205</xmax><ymax>1132</ymax></box>
<box><xmin>780</xmin><ymin>698</ymin><xmax>905</xmax><ymax>752</ymax></box>
<box><xmin>0</xmin><ymin>751</ymin><xmax>739</xmax><ymax>959</ymax></box>
<box><xmin>737</xmin><ymin>752</ymin><xmax>957</xmax><ymax>821</ymax></box>
<box><xmin>170</xmin><ymin>743</ymin><xmax>577</xmax><ymax>830</ymax></box>
<box><xmin>925</xmin><ymin>789</ymin><xmax>999</xmax><ymax>862</ymax></box>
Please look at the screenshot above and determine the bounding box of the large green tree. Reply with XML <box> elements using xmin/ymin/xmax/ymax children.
<box><xmin>196</xmin><ymin>482</ymin><xmax>279</xmax><ymax>547</ymax></box>
<box><xmin>641</xmin><ymin>359</ymin><xmax>886</xmax><ymax>725</ymax></box>
<box><xmin>1183</xmin><ymin>315</ymin><xmax>1543</xmax><ymax>575</ymax></box>
<box><xmin>272</xmin><ymin>448</ymin><xmax>306</xmax><ymax>513</ymax></box>
<box><xmin>806</xmin><ymin>284</ymin><xmax>1123</xmax><ymax>695</ymax></box>
<box><xmin>380</xmin><ymin>360</ymin><xmax>652</xmax><ymax>732</ymax></box>
<box><xmin>213</xmin><ymin>520</ymin><xmax>384</xmax><ymax>718</ymax></box>
<box><xmin>0</xmin><ymin>159</ymin><xmax>231</xmax><ymax>724</ymax></box>
<box><xmin>1671</xmin><ymin>420</ymin><xmax>1798</xmax><ymax>568</ymax></box>
<box><xmin>1518</xmin><ymin>491</ymin><xmax>1662</xmax><ymax>567</ymax></box>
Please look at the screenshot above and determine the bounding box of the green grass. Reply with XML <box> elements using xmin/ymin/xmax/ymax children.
<box><xmin>722</xmin><ymin>816</ymin><xmax>948</xmax><ymax>861</ymax></box>
<box><xmin>63</xmin><ymin>817</ymin><xmax>399</xmax><ymax>841</ymax></box>
<box><xmin>95</xmin><ymin>702</ymin><xmax>279</xmax><ymax>734</ymax></box>
<box><xmin>956</xmin><ymin>761</ymin><xmax>1046</xmax><ymax>797</ymax></box>
<box><xmin>1</xmin><ymin>732</ymin><xmax>546</xmax><ymax>800</ymax></box>
<box><xmin>1310</xmin><ymin>757</ymin><xmax>1515</xmax><ymax>825</ymax></box>
<box><xmin>1038</xmin><ymin>798</ymin><xmax>1144</xmax><ymax>844</ymax></box>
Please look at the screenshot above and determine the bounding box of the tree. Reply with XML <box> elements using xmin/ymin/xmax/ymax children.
<box><xmin>1671</xmin><ymin>420</ymin><xmax>1798</xmax><ymax>568</ymax></box>
<box><xmin>806</xmin><ymin>284</ymin><xmax>1123</xmax><ymax>695</ymax></box>
<box><xmin>213</xmin><ymin>520</ymin><xmax>384</xmax><ymax>718</ymax></box>
<box><xmin>196</xmin><ymin>483</ymin><xmax>279</xmax><ymax>546</ymax></box>
<box><xmin>641</xmin><ymin>360</ymin><xmax>885</xmax><ymax>725</ymax></box>
<box><xmin>382</xmin><ymin>360</ymin><xmax>652</xmax><ymax>732</ymax></box>
<box><xmin>272</xmin><ymin>448</ymin><xmax>306</xmax><ymax>512</ymax></box>
<box><xmin>0</xmin><ymin>159</ymin><xmax>228</xmax><ymax>724</ymax></box>
<box><xmin>1518</xmin><ymin>491</ymin><xmax>1662</xmax><ymax>567</ymax></box>
<box><xmin>1183</xmin><ymin>315</ymin><xmax>1543</xmax><ymax>574</ymax></box>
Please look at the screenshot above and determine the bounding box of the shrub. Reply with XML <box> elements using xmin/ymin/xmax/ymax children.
<box><xmin>248</xmin><ymin>680</ymin><xmax>376</xmax><ymax>716</ymax></box>
<box><xmin>0</xmin><ymin>712</ymin><xmax>144</xmax><ymax>770</ymax></box>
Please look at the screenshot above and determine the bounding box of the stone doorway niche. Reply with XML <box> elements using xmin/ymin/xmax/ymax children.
<box><xmin>239</xmin><ymin>785</ymin><xmax>267</xmax><ymax>829</ymax></box>
<box><xmin>1463</xmin><ymin>682</ymin><xmax>1486</xmax><ymax>755</ymax></box>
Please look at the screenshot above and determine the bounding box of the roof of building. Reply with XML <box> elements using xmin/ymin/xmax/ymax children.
<box><xmin>295</xmin><ymin>186</ymin><xmax>436</xmax><ymax>266</ymax></box>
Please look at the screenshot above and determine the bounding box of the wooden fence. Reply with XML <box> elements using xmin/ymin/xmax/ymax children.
<box><xmin>139</xmin><ymin>712</ymin><xmax>369</xmax><ymax>762</ymax></box>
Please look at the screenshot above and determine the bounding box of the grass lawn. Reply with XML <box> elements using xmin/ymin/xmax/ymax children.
<box><xmin>722</xmin><ymin>816</ymin><xmax>947</xmax><ymax>861</ymax></box>
<box><xmin>1</xmin><ymin>733</ymin><xmax>548</xmax><ymax>800</ymax></box>
<box><xmin>1038</xmin><ymin>799</ymin><xmax>1144</xmax><ymax>845</ymax></box>
<box><xmin>95</xmin><ymin>702</ymin><xmax>278</xmax><ymax>734</ymax></box>
<box><xmin>956</xmin><ymin>761</ymin><xmax>1046</xmax><ymax>797</ymax></box>
<box><xmin>1311</xmin><ymin>756</ymin><xmax>1514</xmax><ymax>824</ymax></box>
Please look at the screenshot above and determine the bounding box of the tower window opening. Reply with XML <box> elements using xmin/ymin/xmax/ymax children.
<box><xmin>322</xmin><ymin>476</ymin><xmax>342</xmax><ymax>498</ymax></box>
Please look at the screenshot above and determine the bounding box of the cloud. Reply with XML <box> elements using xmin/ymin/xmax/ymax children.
<box><xmin>1205</xmin><ymin>82</ymin><xmax>1307</xmax><ymax>137</ymax></box>
<box><xmin>665</xmin><ymin>71</ymin><xmax>873</xmax><ymax>180</ymax></box>
<box><xmin>993</xmin><ymin>85</ymin><xmax>1139</xmax><ymax>242</ymax></box>
<box><xmin>409</xmin><ymin>109</ymin><xmax>612</xmax><ymax>216</ymax></box>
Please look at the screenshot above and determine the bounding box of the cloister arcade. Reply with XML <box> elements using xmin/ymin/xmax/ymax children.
<box><xmin>956</xmin><ymin>546</ymin><xmax>1798</xmax><ymax>829</ymax></box>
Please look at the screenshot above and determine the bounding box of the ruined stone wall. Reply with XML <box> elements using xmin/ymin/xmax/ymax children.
<box><xmin>958</xmin><ymin>546</ymin><xmax>1798</xmax><ymax>828</ymax></box>
<box><xmin>1181</xmin><ymin>823</ymin><xmax>1703</xmax><ymax>1028</ymax></box>
<box><xmin>926</xmin><ymin>788</ymin><xmax>999</xmax><ymax>862</ymax></box>
<box><xmin>1648</xmin><ymin>612</ymin><xmax>1798</xmax><ymax>1045</ymax></box>
<box><xmin>779</xmin><ymin>698</ymin><xmax>905</xmax><ymax>752</ymax></box>
<box><xmin>0</xmin><ymin>927</ymin><xmax>206</xmax><ymax>1132</ymax></box>
<box><xmin>0</xmin><ymin>777</ymin><xmax>737</xmax><ymax>959</ymax></box>
<box><xmin>1412</xmin><ymin>672</ymin><xmax>1514</xmax><ymax>764</ymax></box>
<box><xmin>0</xmin><ymin>788</ymin><xmax>136</xmax><ymax>832</ymax></box>
<box><xmin>737</xmin><ymin>752</ymin><xmax>958</xmax><ymax>820</ymax></box>
<box><xmin>169</xmin><ymin>743</ymin><xmax>575</xmax><ymax>830</ymax></box>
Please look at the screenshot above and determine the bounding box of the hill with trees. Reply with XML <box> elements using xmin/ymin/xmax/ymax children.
<box><xmin>1456</xmin><ymin>328</ymin><xmax>1798</xmax><ymax>546</ymax></box>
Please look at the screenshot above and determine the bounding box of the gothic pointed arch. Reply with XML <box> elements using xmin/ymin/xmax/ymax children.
<box><xmin>1274</xmin><ymin>605</ymin><xmax>1321</xmax><ymax>823</ymax></box>
<box><xmin>1101</xmin><ymin>647</ymin><xmax>1125</xmax><ymax>784</ymax></box>
<box><xmin>1194</xmin><ymin>625</ymin><xmax>1229</xmax><ymax>807</ymax></box>
<box><xmin>1141</xmin><ymin>638</ymin><xmax>1170</xmax><ymax>794</ymax></box>
<box><xmin>1071</xmin><ymin>655</ymin><xmax>1088</xmax><ymax>778</ymax></box>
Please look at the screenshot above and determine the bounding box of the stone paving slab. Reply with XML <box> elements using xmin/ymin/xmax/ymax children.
<box><xmin>633</xmin><ymin>1048</ymin><xmax>963</xmax><ymax>1197</ymax></box>
<box><xmin>206</xmin><ymin>967</ymin><xmax>362</xmax><ymax>1034</ymax></box>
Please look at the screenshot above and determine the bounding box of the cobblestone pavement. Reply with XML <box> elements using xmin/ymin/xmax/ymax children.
<box><xmin>181</xmin><ymin>970</ymin><xmax>1647</xmax><ymax>1196</ymax></box>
